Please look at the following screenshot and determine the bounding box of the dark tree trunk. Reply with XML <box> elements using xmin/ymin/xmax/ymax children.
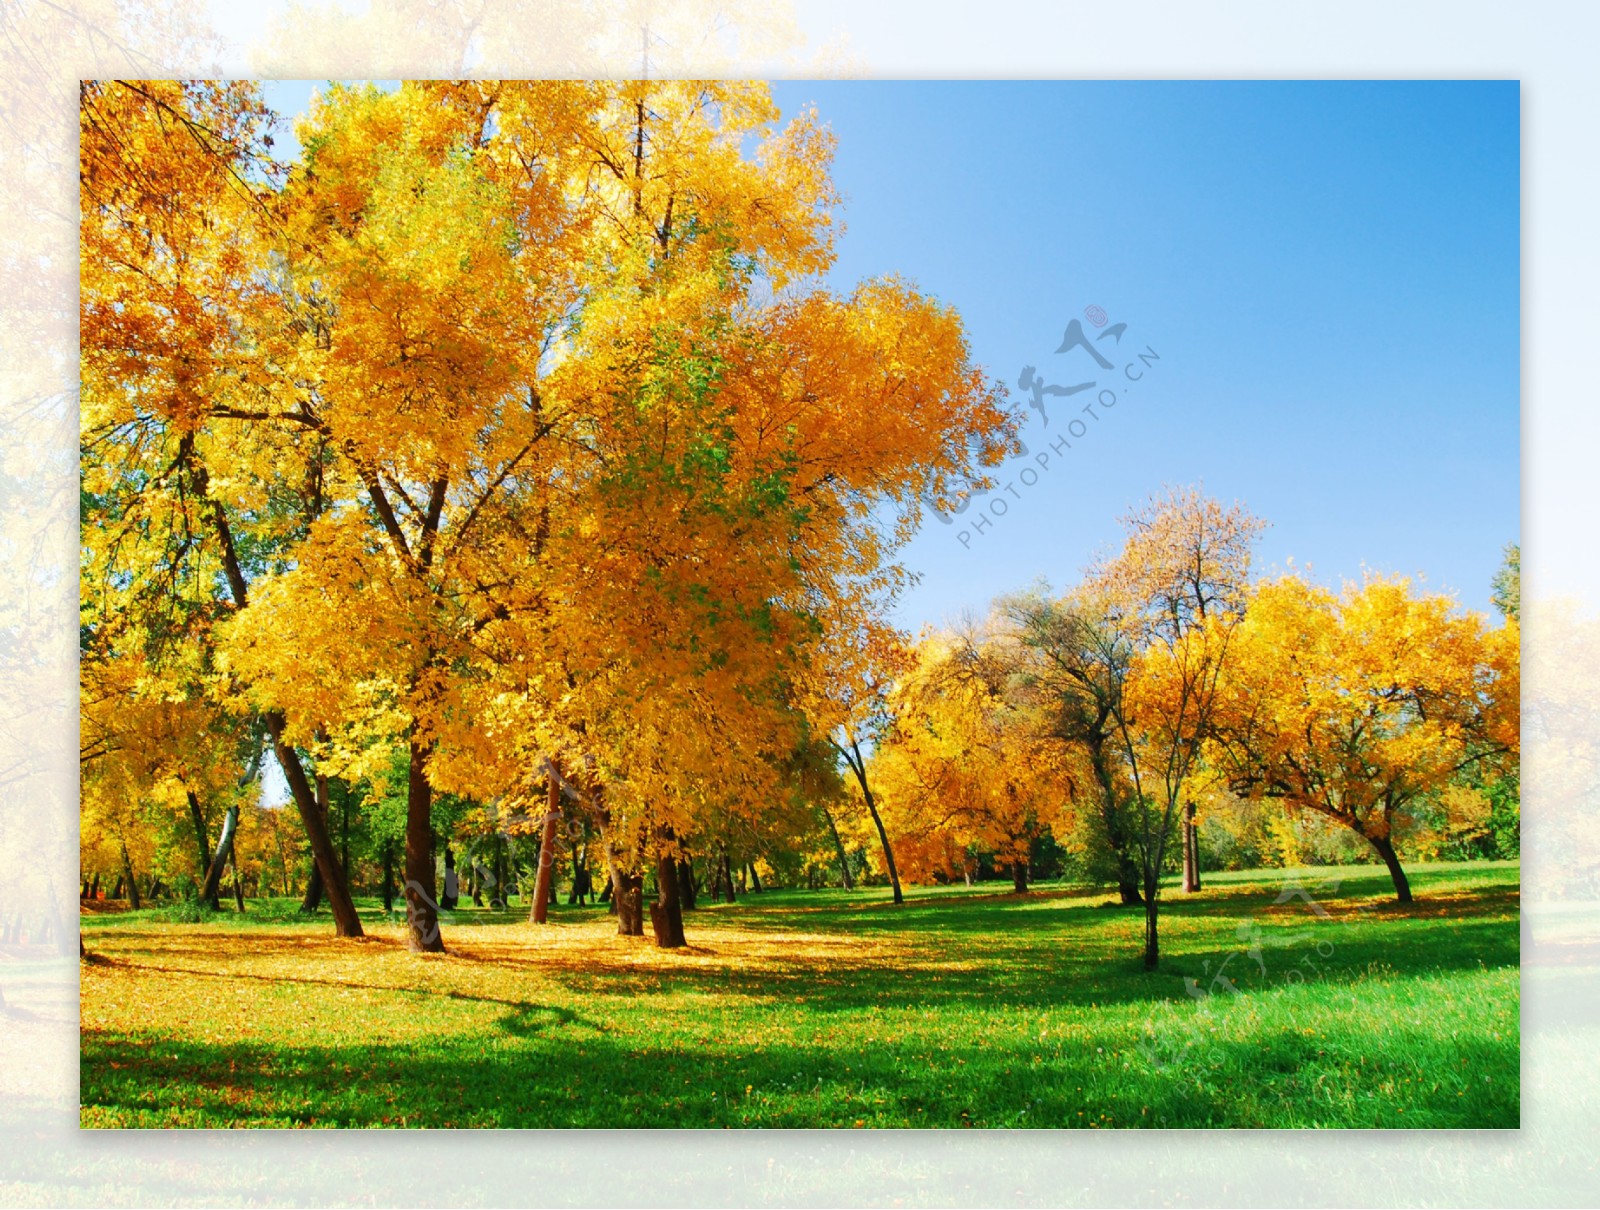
<box><xmin>822</xmin><ymin>808</ymin><xmax>854</xmax><ymax>889</ymax></box>
<box><xmin>840</xmin><ymin>739</ymin><xmax>904</xmax><ymax>905</ymax></box>
<box><xmin>1367</xmin><ymin>832</ymin><xmax>1414</xmax><ymax>903</ymax></box>
<box><xmin>860</xmin><ymin>792</ymin><xmax>903</xmax><ymax>905</ymax></box>
<box><xmin>570</xmin><ymin>838</ymin><xmax>593</xmax><ymax>906</ymax></box>
<box><xmin>649</xmin><ymin>830</ymin><xmax>687</xmax><ymax>949</ymax></box>
<box><xmin>149</xmin><ymin>876</ymin><xmax>165</xmax><ymax>900</ymax></box>
<box><xmin>748</xmin><ymin>863</ymin><xmax>763</xmax><ymax>893</ymax></box>
<box><xmin>231</xmin><ymin>863</ymin><xmax>245</xmax><ymax>912</ymax></box>
<box><xmin>1181</xmin><ymin>802</ymin><xmax>1200</xmax><ymax>893</ymax></box>
<box><xmin>613</xmin><ymin>870</ymin><xmax>644</xmax><ymax>936</ymax></box>
<box><xmin>1011</xmin><ymin>861</ymin><xmax>1028</xmax><ymax>894</ymax></box>
<box><xmin>301</xmin><ymin>860</ymin><xmax>324</xmax><ymax>912</ymax></box>
<box><xmin>194</xmin><ymin>457</ymin><xmax>361</xmax><ymax>937</ymax></box>
<box><xmin>1117</xmin><ymin>848</ymin><xmax>1145</xmax><ymax>904</ymax></box>
<box><xmin>403</xmin><ymin>733</ymin><xmax>445</xmax><ymax>951</ymax></box>
<box><xmin>679</xmin><ymin>857</ymin><xmax>698</xmax><ymax>909</ymax></box>
<box><xmin>200</xmin><ymin>804</ymin><xmax>240</xmax><ymax>908</ymax></box>
<box><xmin>185</xmin><ymin>789</ymin><xmax>214</xmax><ymax>906</ymax></box>
<box><xmin>532</xmin><ymin>762</ymin><xmax>561</xmax><ymax>924</ymax></box>
<box><xmin>721</xmin><ymin>850</ymin><xmax>737</xmax><ymax>902</ymax></box>
<box><xmin>1143</xmin><ymin>879</ymin><xmax>1161</xmax><ymax>970</ymax></box>
<box><xmin>263</xmin><ymin>716</ymin><xmax>362</xmax><ymax>935</ymax></box>
<box><xmin>111</xmin><ymin>875</ymin><xmax>123</xmax><ymax>899</ymax></box>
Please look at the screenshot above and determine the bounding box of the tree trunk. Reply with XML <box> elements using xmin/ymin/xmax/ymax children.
<box><xmin>304</xmin><ymin>761</ymin><xmax>331</xmax><ymax>912</ymax></box>
<box><xmin>200</xmin><ymin>804</ymin><xmax>240</xmax><ymax>907</ymax></box>
<box><xmin>1189</xmin><ymin>818</ymin><xmax>1201</xmax><ymax>892</ymax></box>
<box><xmin>613</xmin><ymin>869</ymin><xmax>644</xmax><ymax>936</ymax></box>
<box><xmin>231</xmin><ymin>862</ymin><xmax>245</xmax><ymax>912</ymax></box>
<box><xmin>649</xmin><ymin>830</ymin><xmax>687</xmax><ymax>949</ymax></box>
<box><xmin>1181</xmin><ymin>802</ymin><xmax>1199</xmax><ymax>893</ymax></box>
<box><xmin>1367</xmin><ymin>832</ymin><xmax>1414</xmax><ymax>903</ymax></box>
<box><xmin>677</xmin><ymin>857</ymin><xmax>697</xmax><ymax>910</ymax></box>
<box><xmin>1117</xmin><ymin>849</ymin><xmax>1145</xmax><ymax>905</ymax></box>
<box><xmin>402</xmin><ymin>733</ymin><xmax>445</xmax><ymax>951</ymax></box>
<box><xmin>532</xmin><ymin>761</ymin><xmax>562</xmax><ymax>924</ymax></box>
<box><xmin>382</xmin><ymin>840</ymin><xmax>394</xmax><ymax>912</ymax></box>
<box><xmin>185</xmin><ymin>789</ymin><xmax>214</xmax><ymax>906</ymax></box>
<box><xmin>748</xmin><ymin>863</ymin><xmax>763</xmax><ymax>893</ymax></box>
<box><xmin>120</xmin><ymin>841</ymin><xmax>141</xmax><ymax>910</ymax></box>
<box><xmin>1011</xmin><ymin>861</ymin><xmax>1028</xmax><ymax>894</ymax></box>
<box><xmin>841</xmin><ymin>738</ymin><xmax>904</xmax><ymax>905</ymax></box>
<box><xmin>1143</xmin><ymin>881</ymin><xmax>1161</xmax><ymax>970</ymax></box>
<box><xmin>822</xmin><ymin>808</ymin><xmax>854</xmax><ymax>889</ymax></box>
<box><xmin>860</xmin><ymin>791</ymin><xmax>903</xmax><ymax>905</ymax></box>
<box><xmin>195</xmin><ymin>466</ymin><xmax>360</xmax><ymax>937</ymax></box>
<box><xmin>721</xmin><ymin>851</ymin><xmax>737</xmax><ymax>902</ymax></box>
<box><xmin>271</xmin><ymin>716</ymin><xmax>363</xmax><ymax>936</ymax></box>
<box><xmin>300</xmin><ymin>860</ymin><xmax>324</xmax><ymax>913</ymax></box>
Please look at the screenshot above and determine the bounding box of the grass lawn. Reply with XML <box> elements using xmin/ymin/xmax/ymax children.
<box><xmin>78</xmin><ymin>861</ymin><xmax>1519</xmax><ymax>1129</ymax></box>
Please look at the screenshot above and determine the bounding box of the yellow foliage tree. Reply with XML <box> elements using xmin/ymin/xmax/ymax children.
<box><xmin>1206</xmin><ymin>575</ymin><xmax>1520</xmax><ymax>902</ymax></box>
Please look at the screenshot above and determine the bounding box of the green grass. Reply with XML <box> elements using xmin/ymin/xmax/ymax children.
<box><xmin>79</xmin><ymin>861</ymin><xmax>1520</xmax><ymax>1128</ymax></box>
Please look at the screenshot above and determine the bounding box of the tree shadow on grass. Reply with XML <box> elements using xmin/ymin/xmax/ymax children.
<box><xmin>78</xmin><ymin>1012</ymin><xmax>1519</xmax><ymax>1130</ymax></box>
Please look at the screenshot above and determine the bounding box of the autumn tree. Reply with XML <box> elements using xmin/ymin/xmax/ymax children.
<box><xmin>80</xmin><ymin>79</ymin><xmax>365</xmax><ymax>937</ymax></box>
<box><xmin>80</xmin><ymin>78</ymin><xmax>1015</xmax><ymax>956</ymax></box>
<box><xmin>870</xmin><ymin>624</ymin><xmax>1069</xmax><ymax>892</ymax></box>
<box><xmin>1206</xmin><ymin>575</ymin><xmax>1520</xmax><ymax>902</ymax></box>
<box><xmin>1003</xmin><ymin>489</ymin><xmax>1262</xmax><ymax>967</ymax></box>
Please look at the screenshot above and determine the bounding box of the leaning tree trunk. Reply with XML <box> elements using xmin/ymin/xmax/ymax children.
<box><xmin>748</xmin><ymin>863</ymin><xmax>763</xmax><ymax>893</ymax></box>
<box><xmin>185</xmin><ymin>789</ymin><xmax>215</xmax><ymax>907</ymax></box>
<box><xmin>860</xmin><ymin>793</ymin><xmax>903</xmax><ymax>905</ymax></box>
<box><xmin>200</xmin><ymin>804</ymin><xmax>240</xmax><ymax>908</ymax></box>
<box><xmin>649</xmin><ymin>829</ymin><xmax>687</xmax><ymax>949</ymax></box>
<box><xmin>196</xmin><ymin>460</ymin><xmax>361</xmax><ymax>938</ymax></box>
<box><xmin>300</xmin><ymin>859</ymin><xmax>324</xmax><ymax>913</ymax></box>
<box><xmin>822</xmin><ymin>808</ymin><xmax>854</xmax><ymax>889</ymax></box>
<box><xmin>532</xmin><ymin>761</ymin><xmax>562</xmax><ymax>924</ymax></box>
<box><xmin>843</xmin><ymin>740</ymin><xmax>904</xmax><ymax>906</ymax></box>
<box><xmin>231</xmin><ymin>862</ymin><xmax>245</xmax><ymax>912</ymax></box>
<box><xmin>1011</xmin><ymin>860</ymin><xmax>1028</xmax><ymax>894</ymax></box>
<box><xmin>262</xmin><ymin>717</ymin><xmax>361</xmax><ymax>936</ymax></box>
<box><xmin>402</xmin><ymin>732</ymin><xmax>445</xmax><ymax>952</ymax></box>
<box><xmin>1366</xmin><ymin>831</ymin><xmax>1414</xmax><ymax>903</ymax></box>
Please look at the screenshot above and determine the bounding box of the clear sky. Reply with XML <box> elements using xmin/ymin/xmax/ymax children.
<box><xmin>260</xmin><ymin>80</ymin><xmax>1519</xmax><ymax>631</ymax></box>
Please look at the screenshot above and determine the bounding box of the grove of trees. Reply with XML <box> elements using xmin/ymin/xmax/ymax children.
<box><xmin>79</xmin><ymin>80</ymin><xmax>1519</xmax><ymax>971</ymax></box>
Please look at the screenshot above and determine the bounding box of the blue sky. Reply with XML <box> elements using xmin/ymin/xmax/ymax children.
<box><xmin>262</xmin><ymin>80</ymin><xmax>1519</xmax><ymax>629</ymax></box>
